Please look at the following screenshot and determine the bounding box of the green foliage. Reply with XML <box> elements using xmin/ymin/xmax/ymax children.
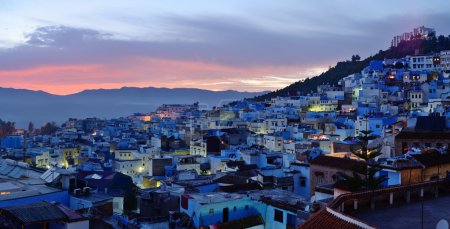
<box><xmin>338</xmin><ymin>130</ymin><xmax>387</xmax><ymax>191</ymax></box>
<box><xmin>253</xmin><ymin>34</ymin><xmax>450</xmax><ymax>101</ymax></box>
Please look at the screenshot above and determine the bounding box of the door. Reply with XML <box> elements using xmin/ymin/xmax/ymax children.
<box><xmin>223</xmin><ymin>207</ymin><xmax>229</xmax><ymax>223</ymax></box>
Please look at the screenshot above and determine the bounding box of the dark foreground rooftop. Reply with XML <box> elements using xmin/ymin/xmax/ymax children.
<box><xmin>351</xmin><ymin>194</ymin><xmax>450</xmax><ymax>229</ymax></box>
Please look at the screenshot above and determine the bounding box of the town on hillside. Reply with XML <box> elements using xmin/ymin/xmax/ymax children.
<box><xmin>1</xmin><ymin>26</ymin><xmax>450</xmax><ymax>229</ymax></box>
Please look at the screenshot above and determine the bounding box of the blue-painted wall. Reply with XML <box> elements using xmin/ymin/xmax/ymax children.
<box><xmin>292</xmin><ymin>164</ymin><xmax>311</xmax><ymax>199</ymax></box>
<box><xmin>1</xmin><ymin>136</ymin><xmax>23</xmax><ymax>149</ymax></box>
<box><xmin>0</xmin><ymin>190</ymin><xmax>70</xmax><ymax>208</ymax></box>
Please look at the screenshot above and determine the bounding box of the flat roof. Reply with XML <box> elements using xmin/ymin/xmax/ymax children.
<box><xmin>350</xmin><ymin>195</ymin><xmax>450</xmax><ymax>229</ymax></box>
<box><xmin>187</xmin><ymin>192</ymin><xmax>248</xmax><ymax>204</ymax></box>
<box><xmin>71</xmin><ymin>193</ymin><xmax>112</xmax><ymax>203</ymax></box>
<box><xmin>0</xmin><ymin>180</ymin><xmax>62</xmax><ymax>201</ymax></box>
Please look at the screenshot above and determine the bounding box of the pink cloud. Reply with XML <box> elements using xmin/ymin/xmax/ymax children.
<box><xmin>0</xmin><ymin>57</ymin><xmax>326</xmax><ymax>95</ymax></box>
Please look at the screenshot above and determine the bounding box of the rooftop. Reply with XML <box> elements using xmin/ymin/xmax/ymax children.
<box><xmin>1</xmin><ymin>201</ymin><xmax>86</xmax><ymax>224</ymax></box>
<box><xmin>351</xmin><ymin>194</ymin><xmax>450</xmax><ymax>229</ymax></box>
<box><xmin>71</xmin><ymin>193</ymin><xmax>112</xmax><ymax>204</ymax></box>
<box><xmin>186</xmin><ymin>192</ymin><xmax>248</xmax><ymax>205</ymax></box>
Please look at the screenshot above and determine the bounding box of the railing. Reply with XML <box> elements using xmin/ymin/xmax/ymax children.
<box><xmin>328</xmin><ymin>179</ymin><xmax>445</xmax><ymax>211</ymax></box>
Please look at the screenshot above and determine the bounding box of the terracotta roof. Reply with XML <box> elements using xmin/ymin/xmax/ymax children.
<box><xmin>301</xmin><ymin>179</ymin><xmax>446</xmax><ymax>229</ymax></box>
<box><xmin>299</xmin><ymin>207</ymin><xmax>376</xmax><ymax>229</ymax></box>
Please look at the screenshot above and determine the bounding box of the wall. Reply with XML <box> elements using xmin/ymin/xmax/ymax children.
<box><xmin>0</xmin><ymin>190</ymin><xmax>69</xmax><ymax>208</ymax></box>
<box><xmin>264</xmin><ymin>205</ymin><xmax>297</xmax><ymax>229</ymax></box>
<box><xmin>70</xmin><ymin>196</ymin><xmax>93</xmax><ymax>210</ymax></box>
<box><xmin>49</xmin><ymin>220</ymin><xmax>89</xmax><ymax>229</ymax></box>
<box><xmin>309</xmin><ymin>164</ymin><xmax>354</xmax><ymax>195</ymax></box>
<box><xmin>292</xmin><ymin>164</ymin><xmax>311</xmax><ymax>199</ymax></box>
<box><xmin>182</xmin><ymin>197</ymin><xmax>262</xmax><ymax>227</ymax></box>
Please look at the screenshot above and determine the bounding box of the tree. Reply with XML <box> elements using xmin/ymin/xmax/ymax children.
<box><xmin>28</xmin><ymin>122</ymin><xmax>34</xmax><ymax>133</ymax></box>
<box><xmin>0</xmin><ymin>119</ymin><xmax>15</xmax><ymax>138</ymax></box>
<box><xmin>338</xmin><ymin>130</ymin><xmax>387</xmax><ymax>191</ymax></box>
<box><xmin>351</xmin><ymin>54</ymin><xmax>361</xmax><ymax>62</ymax></box>
<box><xmin>40</xmin><ymin>122</ymin><xmax>58</xmax><ymax>135</ymax></box>
<box><xmin>123</xmin><ymin>187</ymin><xmax>138</xmax><ymax>214</ymax></box>
<box><xmin>394</xmin><ymin>62</ymin><xmax>404</xmax><ymax>69</ymax></box>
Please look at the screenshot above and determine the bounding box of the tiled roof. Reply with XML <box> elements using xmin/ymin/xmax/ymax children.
<box><xmin>301</xmin><ymin>179</ymin><xmax>447</xmax><ymax>229</ymax></box>
<box><xmin>1</xmin><ymin>202</ymin><xmax>67</xmax><ymax>224</ymax></box>
<box><xmin>299</xmin><ymin>207</ymin><xmax>376</xmax><ymax>229</ymax></box>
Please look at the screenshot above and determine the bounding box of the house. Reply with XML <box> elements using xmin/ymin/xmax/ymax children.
<box><xmin>291</xmin><ymin>162</ymin><xmax>311</xmax><ymax>199</ymax></box>
<box><xmin>377</xmin><ymin>156</ymin><xmax>424</xmax><ymax>186</ymax></box>
<box><xmin>70</xmin><ymin>191</ymin><xmax>113</xmax><ymax>216</ymax></box>
<box><xmin>394</xmin><ymin>115</ymin><xmax>450</xmax><ymax>155</ymax></box>
<box><xmin>178</xmin><ymin>190</ymin><xmax>308</xmax><ymax>228</ymax></box>
<box><xmin>75</xmin><ymin>171</ymin><xmax>135</xmax><ymax>214</ymax></box>
<box><xmin>309</xmin><ymin>155</ymin><xmax>365</xmax><ymax>195</ymax></box>
<box><xmin>411</xmin><ymin>150</ymin><xmax>450</xmax><ymax>181</ymax></box>
<box><xmin>0</xmin><ymin>161</ymin><xmax>71</xmax><ymax>208</ymax></box>
<box><xmin>139</xmin><ymin>186</ymin><xmax>184</xmax><ymax>219</ymax></box>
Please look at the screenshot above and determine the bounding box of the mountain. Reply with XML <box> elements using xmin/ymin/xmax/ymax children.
<box><xmin>0</xmin><ymin>87</ymin><xmax>265</xmax><ymax>128</ymax></box>
<box><xmin>254</xmin><ymin>34</ymin><xmax>450</xmax><ymax>101</ymax></box>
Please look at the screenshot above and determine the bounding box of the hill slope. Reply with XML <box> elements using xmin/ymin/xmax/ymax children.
<box><xmin>254</xmin><ymin>35</ymin><xmax>450</xmax><ymax>101</ymax></box>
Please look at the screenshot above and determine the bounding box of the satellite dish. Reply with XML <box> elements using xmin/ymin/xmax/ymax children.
<box><xmin>436</xmin><ymin>219</ymin><xmax>449</xmax><ymax>229</ymax></box>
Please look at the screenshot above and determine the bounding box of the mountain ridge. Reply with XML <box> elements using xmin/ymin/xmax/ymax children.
<box><xmin>0</xmin><ymin>87</ymin><xmax>266</xmax><ymax>128</ymax></box>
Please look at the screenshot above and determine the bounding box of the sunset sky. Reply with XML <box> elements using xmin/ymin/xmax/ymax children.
<box><xmin>1</xmin><ymin>0</ymin><xmax>450</xmax><ymax>95</ymax></box>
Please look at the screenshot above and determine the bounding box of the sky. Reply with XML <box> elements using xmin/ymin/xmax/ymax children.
<box><xmin>1</xmin><ymin>0</ymin><xmax>450</xmax><ymax>95</ymax></box>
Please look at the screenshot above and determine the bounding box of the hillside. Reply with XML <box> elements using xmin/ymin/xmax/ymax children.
<box><xmin>253</xmin><ymin>34</ymin><xmax>450</xmax><ymax>101</ymax></box>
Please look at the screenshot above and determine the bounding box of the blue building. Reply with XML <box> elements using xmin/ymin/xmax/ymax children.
<box><xmin>180</xmin><ymin>190</ymin><xmax>308</xmax><ymax>228</ymax></box>
<box><xmin>291</xmin><ymin>162</ymin><xmax>311</xmax><ymax>199</ymax></box>
<box><xmin>0</xmin><ymin>135</ymin><xmax>23</xmax><ymax>149</ymax></box>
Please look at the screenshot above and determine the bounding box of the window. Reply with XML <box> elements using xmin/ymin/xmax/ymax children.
<box><xmin>300</xmin><ymin>177</ymin><xmax>306</xmax><ymax>187</ymax></box>
<box><xmin>274</xmin><ymin>209</ymin><xmax>283</xmax><ymax>223</ymax></box>
<box><xmin>316</xmin><ymin>175</ymin><xmax>324</xmax><ymax>184</ymax></box>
